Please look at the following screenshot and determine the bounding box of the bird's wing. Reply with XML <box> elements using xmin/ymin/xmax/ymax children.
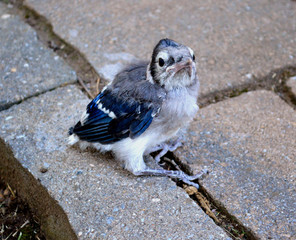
<box><xmin>71</xmin><ymin>84</ymin><xmax>163</xmax><ymax>144</ymax></box>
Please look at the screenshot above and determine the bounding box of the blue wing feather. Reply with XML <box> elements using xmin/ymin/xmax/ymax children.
<box><xmin>71</xmin><ymin>89</ymin><xmax>157</xmax><ymax>144</ymax></box>
<box><xmin>129</xmin><ymin>109</ymin><xmax>153</xmax><ymax>138</ymax></box>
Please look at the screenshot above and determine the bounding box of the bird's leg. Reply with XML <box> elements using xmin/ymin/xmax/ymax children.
<box><xmin>142</xmin><ymin>138</ymin><xmax>209</xmax><ymax>188</ymax></box>
<box><xmin>134</xmin><ymin>168</ymin><xmax>208</xmax><ymax>189</ymax></box>
<box><xmin>147</xmin><ymin>139</ymin><xmax>183</xmax><ymax>165</ymax></box>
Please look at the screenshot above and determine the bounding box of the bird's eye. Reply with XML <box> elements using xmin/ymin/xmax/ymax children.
<box><xmin>192</xmin><ymin>54</ymin><xmax>196</xmax><ymax>61</ymax></box>
<box><xmin>158</xmin><ymin>58</ymin><xmax>165</xmax><ymax>67</ymax></box>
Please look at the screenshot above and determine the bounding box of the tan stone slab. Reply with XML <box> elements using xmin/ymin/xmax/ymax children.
<box><xmin>24</xmin><ymin>0</ymin><xmax>296</xmax><ymax>95</ymax></box>
<box><xmin>175</xmin><ymin>90</ymin><xmax>296</xmax><ymax>239</ymax></box>
<box><xmin>0</xmin><ymin>85</ymin><xmax>229</xmax><ymax>239</ymax></box>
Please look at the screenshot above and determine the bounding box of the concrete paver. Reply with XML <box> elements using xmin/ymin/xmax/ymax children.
<box><xmin>175</xmin><ymin>90</ymin><xmax>296</xmax><ymax>239</ymax></box>
<box><xmin>24</xmin><ymin>0</ymin><xmax>296</xmax><ymax>96</ymax></box>
<box><xmin>0</xmin><ymin>2</ymin><xmax>76</xmax><ymax>110</ymax></box>
<box><xmin>0</xmin><ymin>85</ymin><xmax>229</xmax><ymax>239</ymax></box>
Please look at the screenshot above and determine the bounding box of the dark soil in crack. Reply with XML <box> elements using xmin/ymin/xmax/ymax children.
<box><xmin>0</xmin><ymin>180</ymin><xmax>45</xmax><ymax>240</ymax></box>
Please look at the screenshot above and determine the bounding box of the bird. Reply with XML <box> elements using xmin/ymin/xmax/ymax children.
<box><xmin>68</xmin><ymin>38</ymin><xmax>207</xmax><ymax>188</ymax></box>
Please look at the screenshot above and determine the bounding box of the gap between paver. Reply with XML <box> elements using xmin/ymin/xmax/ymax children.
<box><xmin>1</xmin><ymin>83</ymin><xmax>73</xmax><ymax>111</ymax></box>
<box><xmin>2</xmin><ymin>1</ymin><xmax>296</xmax><ymax>239</ymax></box>
<box><xmin>199</xmin><ymin>65</ymin><xmax>296</xmax><ymax>110</ymax></box>
<box><xmin>0</xmin><ymin>138</ymin><xmax>78</xmax><ymax>240</ymax></box>
<box><xmin>160</xmin><ymin>152</ymin><xmax>259</xmax><ymax>240</ymax></box>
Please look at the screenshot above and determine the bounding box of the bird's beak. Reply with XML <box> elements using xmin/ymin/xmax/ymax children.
<box><xmin>166</xmin><ymin>58</ymin><xmax>193</xmax><ymax>74</ymax></box>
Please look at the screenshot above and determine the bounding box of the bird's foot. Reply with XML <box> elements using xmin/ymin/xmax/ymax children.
<box><xmin>134</xmin><ymin>168</ymin><xmax>209</xmax><ymax>189</ymax></box>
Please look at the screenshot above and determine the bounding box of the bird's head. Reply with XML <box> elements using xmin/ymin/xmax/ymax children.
<box><xmin>147</xmin><ymin>38</ymin><xmax>197</xmax><ymax>90</ymax></box>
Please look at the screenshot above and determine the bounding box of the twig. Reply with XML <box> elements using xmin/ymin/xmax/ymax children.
<box><xmin>7</xmin><ymin>184</ymin><xmax>15</xmax><ymax>198</ymax></box>
<box><xmin>185</xmin><ymin>185</ymin><xmax>220</xmax><ymax>223</ymax></box>
<box><xmin>195</xmin><ymin>191</ymin><xmax>220</xmax><ymax>223</ymax></box>
<box><xmin>77</xmin><ymin>76</ymin><xmax>94</xmax><ymax>99</ymax></box>
<box><xmin>223</xmin><ymin>228</ymin><xmax>239</xmax><ymax>239</ymax></box>
<box><xmin>14</xmin><ymin>206</ymin><xmax>18</xmax><ymax>216</ymax></box>
<box><xmin>19</xmin><ymin>220</ymin><xmax>30</xmax><ymax>229</ymax></box>
<box><xmin>96</xmin><ymin>76</ymin><xmax>101</xmax><ymax>94</ymax></box>
<box><xmin>1</xmin><ymin>223</ymin><xmax>4</xmax><ymax>234</ymax></box>
<box><xmin>12</xmin><ymin>220</ymin><xmax>29</xmax><ymax>237</ymax></box>
<box><xmin>4</xmin><ymin>231</ymin><xmax>13</xmax><ymax>240</ymax></box>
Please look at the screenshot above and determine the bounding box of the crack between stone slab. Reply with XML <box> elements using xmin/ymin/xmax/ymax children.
<box><xmin>3</xmin><ymin>0</ymin><xmax>107</xmax><ymax>98</ymax></box>
<box><xmin>198</xmin><ymin>65</ymin><xmax>296</xmax><ymax>110</ymax></box>
<box><xmin>0</xmin><ymin>82</ymin><xmax>75</xmax><ymax>112</ymax></box>
<box><xmin>0</xmin><ymin>138</ymin><xmax>78</xmax><ymax>240</ymax></box>
<box><xmin>159</xmin><ymin>152</ymin><xmax>259</xmax><ymax>240</ymax></box>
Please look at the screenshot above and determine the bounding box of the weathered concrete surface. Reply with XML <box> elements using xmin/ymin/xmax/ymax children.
<box><xmin>0</xmin><ymin>2</ymin><xmax>76</xmax><ymax>110</ymax></box>
<box><xmin>0</xmin><ymin>85</ymin><xmax>229</xmax><ymax>239</ymax></box>
<box><xmin>24</xmin><ymin>0</ymin><xmax>296</xmax><ymax>96</ymax></box>
<box><xmin>175</xmin><ymin>90</ymin><xmax>296</xmax><ymax>240</ymax></box>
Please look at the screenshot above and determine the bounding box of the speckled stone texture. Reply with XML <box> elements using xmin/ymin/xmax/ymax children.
<box><xmin>0</xmin><ymin>3</ymin><xmax>76</xmax><ymax>110</ymax></box>
<box><xmin>0</xmin><ymin>85</ymin><xmax>229</xmax><ymax>240</ymax></box>
<box><xmin>175</xmin><ymin>90</ymin><xmax>296</xmax><ymax>240</ymax></box>
<box><xmin>24</xmin><ymin>0</ymin><xmax>296</xmax><ymax>95</ymax></box>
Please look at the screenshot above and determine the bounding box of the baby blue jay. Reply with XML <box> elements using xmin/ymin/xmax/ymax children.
<box><xmin>68</xmin><ymin>39</ymin><xmax>207</xmax><ymax>188</ymax></box>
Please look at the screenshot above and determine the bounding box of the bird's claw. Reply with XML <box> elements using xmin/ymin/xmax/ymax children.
<box><xmin>186</xmin><ymin>168</ymin><xmax>209</xmax><ymax>181</ymax></box>
<box><xmin>179</xmin><ymin>168</ymin><xmax>209</xmax><ymax>189</ymax></box>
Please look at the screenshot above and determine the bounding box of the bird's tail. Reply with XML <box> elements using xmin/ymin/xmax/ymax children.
<box><xmin>67</xmin><ymin>126</ymin><xmax>79</xmax><ymax>145</ymax></box>
<box><xmin>68</xmin><ymin>126</ymin><xmax>74</xmax><ymax>135</ymax></box>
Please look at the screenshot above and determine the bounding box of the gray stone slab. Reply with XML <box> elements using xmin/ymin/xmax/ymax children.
<box><xmin>0</xmin><ymin>2</ymin><xmax>76</xmax><ymax>110</ymax></box>
<box><xmin>0</xmin><ymin>85</ymin><xmax>229</xmax><ymax>239</ymax></box>
<box><xmin>175</xmin><ymin>90</ymin><xmax>296</xmax><ymax>239</ymax></box>
<box><xmin>24</xmin><ymin>0</ymin><xmax>296</xmax><ymax>95</ymax></box>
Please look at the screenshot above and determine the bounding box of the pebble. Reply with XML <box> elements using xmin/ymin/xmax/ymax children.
<box><xmin>40</xmin><ymin>167</ymin><xmax>48</xmax><ymax>173</ymax></box>
<box><xmin>1</xmin><ymin>14</ymin><xmax>10</xmax><ymax>19</ymax></box>
<box><xmin>5</xmin><ymin>116</ymin><xmax>13</xmax><ymax>121</ymax></box>
<box><xmin>69</xmin><ymin>29</ymin><xmax>78</xmax><ymax>38</ymax></box>
<box><xmin>245</xmin><ymin>73</ymin><xmax>253</xmax><ymax>79</ymax></box>
<box><xmin>151</xmin><ymin>198</ymin><xmax>160</xmax><ymax>203</ymax></box>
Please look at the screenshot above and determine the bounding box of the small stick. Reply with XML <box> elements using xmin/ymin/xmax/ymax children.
<box><xmin>77</xmin><ymin>76</ymin><xmax>94</xmax><ymax>99</ymax></box>
<box><xmin>12</xmin><ymin>220</ymin><xmax>29</xmax><ymax>237</ymax></box>
<box><xmin>96</xmin><ymin>76</ymin><xmax>101</xmax><ymax>94</ymax></box>
<box><xmin>7</xmin><ymin>183</ymin><xmax>15</xmax><ymax>198</ymax></box>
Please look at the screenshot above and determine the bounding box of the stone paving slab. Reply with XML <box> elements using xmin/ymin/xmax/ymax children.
<box><xmin>0</xmin><ymin>85</ymin><xmax>229</xmax><ymax>240</ymax></box>
<box><xmin>24</xmin><ymin>0</ymin><xmax>296</xmax><ymax>95</ymax></box>
<box><xmin>0</xmin><ymin>2</ymin><xmax>76</xmax><ymax>110</ymax></box>
<box><xmin>175</xmin><ymin>90</ymin><xmax>296</xmax><ymax>239</ymax></box>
